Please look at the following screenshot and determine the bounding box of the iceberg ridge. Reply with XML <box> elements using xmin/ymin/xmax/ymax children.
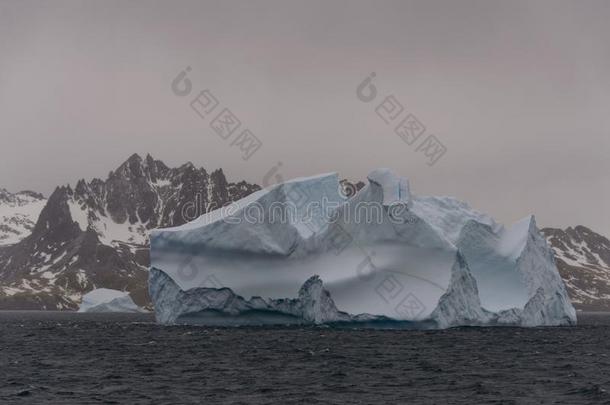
<box><xmin>149</xmin><ymin>168</ymin><xmax>576</xmax><ymax>328</ymax></box>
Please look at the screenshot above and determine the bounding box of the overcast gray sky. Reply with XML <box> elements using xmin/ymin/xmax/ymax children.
<box><xmin>0</xmin><ymin>0</ymin><xmax>608</xmax><ymax>235</ymax></box>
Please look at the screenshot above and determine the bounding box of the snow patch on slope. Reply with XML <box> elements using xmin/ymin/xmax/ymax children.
<box><xmin>0</xmin><ymin>189</ymin><xmax>46</xmax><ymax>246</ymax></box>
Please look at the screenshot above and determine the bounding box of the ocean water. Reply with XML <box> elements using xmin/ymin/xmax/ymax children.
<box><xmin>1</xmin><ymin>311</ymin><xmax>609</xmax><ymax>404</ymax></box>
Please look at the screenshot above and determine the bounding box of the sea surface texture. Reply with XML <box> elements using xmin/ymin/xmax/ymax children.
<box><xmin>1</xmin><ymin>312</ymin><xmax>609</xmax><ymax>404</ymax></box>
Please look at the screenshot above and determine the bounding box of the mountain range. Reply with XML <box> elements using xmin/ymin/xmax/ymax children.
<box><xmin>0</xmin><ymin>154</ymin><xmax>259</xmax><ymax>309</ymax></box>
<box><xmin>0</xmin><ymin>153</ymin><xmax>608</xmax><ymax>311</ymax></box>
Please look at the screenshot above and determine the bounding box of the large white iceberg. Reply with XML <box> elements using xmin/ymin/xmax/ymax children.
<box><xmin>149</xmin><ymin>169</ymin><xmax>576</xmax><ymax>328</ymax></box>
<box><xmin>78</xmin><ymin>288</ymin><xmax>144</xmax><ymax>313</ymax></box>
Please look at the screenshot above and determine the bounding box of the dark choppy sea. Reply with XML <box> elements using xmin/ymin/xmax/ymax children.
<box><xmin>1</xmin><ymin>311</ymin><xmax>610</xmax><ymax>404</ymax></box>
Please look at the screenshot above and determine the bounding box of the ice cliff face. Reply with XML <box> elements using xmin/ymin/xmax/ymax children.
<box><xmin>149</xmin><ymin>268</ymin><xmax>355</xmax><ymax>325</ymax></box>
<box><xmin>149</xmin><ymin>169</ymin><xmax>576</xmax><ymax>328</ymax></box>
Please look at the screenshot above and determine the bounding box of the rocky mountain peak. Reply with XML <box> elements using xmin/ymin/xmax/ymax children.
<box><xmin>30</xmin><ymin>186</ymin><xmax>81</xmax><ymax>240</ymax></box>
<box><xmin>113</xmin><ymin>153</ymin><xmax>146</xmax><ymax>180</ymax></box>
<box><xmin>0</xmin><ymin>154</ymin><xmax>261</xmax><ymax>310</ymax></box>
<box><xmin>542</xmin><ymin>226</ymin><xmax>610</xmax><ymax>311</ymax></box>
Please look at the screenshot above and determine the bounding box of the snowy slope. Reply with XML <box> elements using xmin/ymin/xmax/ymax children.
<box><xmin>0</xmin><ymin>189</ymin><xmax>46</xmax><ymax>246</ymax></box>
<box><xmin>0</xmin><ymin>154</ymin><xmax>259</xmax><ymax>310</ymax></box>
<box><xmin>542</xmin><ymin>226</ymin><xmax>610</xmax><ymax>311</ymax></box>
<box><xmin>150</xmin><ymin>169</ymin><xmax>576</xmax><ymax>327</ymax></box>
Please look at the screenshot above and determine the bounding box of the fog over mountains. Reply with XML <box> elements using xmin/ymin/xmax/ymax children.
<box><xmin>0</xmin><ymin>154</ymin><xmax>608</xmax><ymax>311</ymax></box>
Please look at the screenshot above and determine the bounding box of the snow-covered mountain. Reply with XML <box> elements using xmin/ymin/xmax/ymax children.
<box><xmin>542</xmin><ymin>226</ymin><xmax>610</xmax><ymax>311</ymax></box>
<box><xmin>0</xmin><ymin>189</ymin><xmax>46</xmax><ymax>246</ymax></box>
<box><xmin>0</xmin><ymin>154</ymin><xmax>259</xmax><ymax>310</ymax></box>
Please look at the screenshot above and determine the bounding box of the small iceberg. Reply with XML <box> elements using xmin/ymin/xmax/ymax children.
<box><xmin>78</xmin><ymin>288</ymin><xmax>145</xmax><ymax>313</ymax></box>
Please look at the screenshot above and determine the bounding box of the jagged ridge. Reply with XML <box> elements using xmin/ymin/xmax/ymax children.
<box><xmin>0</xmin><ymin>154</ymin><xmax>260</xmax><ymax>310</ymax></box>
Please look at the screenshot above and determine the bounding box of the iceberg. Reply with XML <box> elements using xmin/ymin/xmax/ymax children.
<box><xmin>149</xmin><ymin>169</ymin><xmax>576</xmax><ymax>328</ymax></box>
<box><xmin>78</xmin><ymin>288</ymin><xmax>144</xmax><ymax>313</ymax></box>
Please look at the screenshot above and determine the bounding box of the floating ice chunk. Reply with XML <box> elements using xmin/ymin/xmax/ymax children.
<box><xmin>78</xmin><ymin>288</ymin><xmax>144</xmax><ymax>313</ymax></box>
<box><xmin>149</xmin><ymin>169</ymin><xmax>576</xmax><ymax>328</ymax></box>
